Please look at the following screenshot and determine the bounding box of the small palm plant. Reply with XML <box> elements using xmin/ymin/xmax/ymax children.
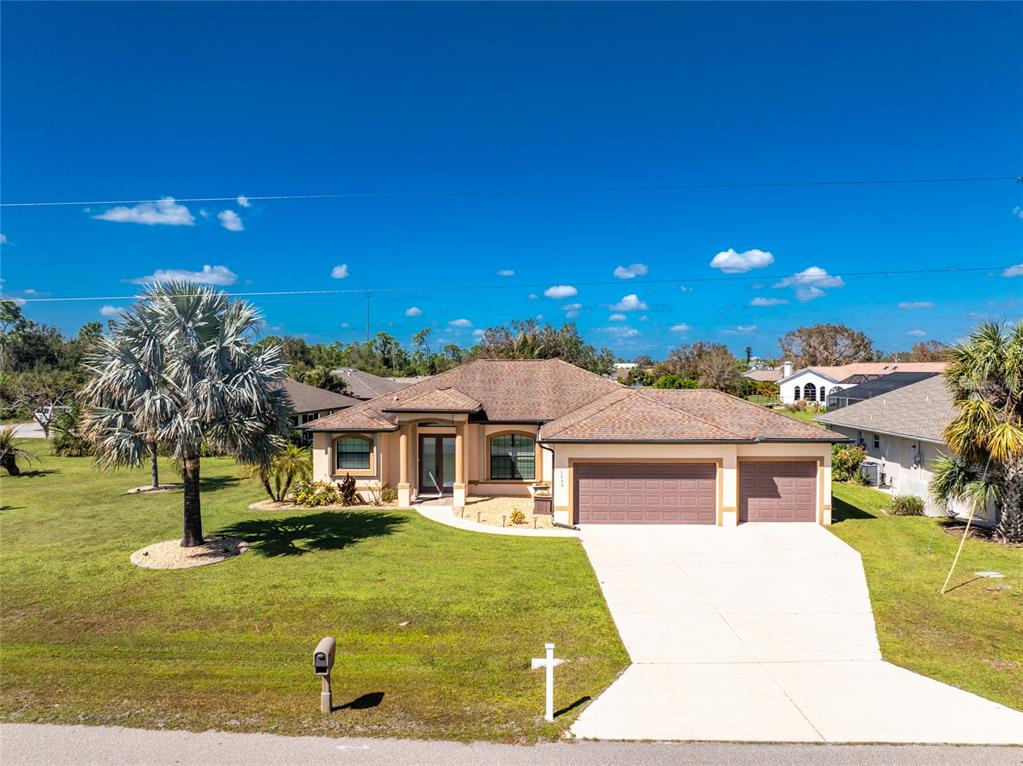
<box><xmin>931</xmin><ymin>321</ymin><xmax>1023</xmax><ymax>543</ymax></box>
<box><xmin>253</xmin><ymin>442</ymin><xmax>312</xmax><ymax>502</ymax></box>
<box><xmin>81</xmin><ymin>283</ymin><xmax>293</xmax><ymax>547</ymax></box>
<box><xmin>0</xmin><ymin>426</ymin><xmax>38</xmax><ymax>476</ymax></box>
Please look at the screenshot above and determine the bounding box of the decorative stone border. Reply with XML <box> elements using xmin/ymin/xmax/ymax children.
<box><xmin>130</xmin><ymin>536</ymin><xmax>250</xmax><ymax>569</ymax></box>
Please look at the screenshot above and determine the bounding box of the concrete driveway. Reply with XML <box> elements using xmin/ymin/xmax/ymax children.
<box><xmin>572</xmin><ymin>523</ymin><xmax>1023</xmax><ymax>744</ymax></box>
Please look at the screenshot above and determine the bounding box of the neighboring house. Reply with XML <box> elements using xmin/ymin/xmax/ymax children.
<box><xmin>778</xmin><ymin>362</ymin><xmax>947</xmax><ymax>407</ymax></box>
<box><xmin>742</xmin><ymin>361</ymin><xmax>792</xmax><ymax>384</ymax></box>
<box><xmin>817</xmin><ymin>375</ymin><xmax>996</xmax><ymax>525</ymax></box>
<box><xmin>825</xmin><ymin>371</ymin><xmax>941</xmax><ymax>410</ymax></box>
<box><xmin>330</xmin><ymin>368</ymin><xmax>410</xmax><ymax>400</ymax></box>
<box><xmin>613</xmin><ymin>362</ymin><xmax>637</xmax><ymax>381</ymax></box>
<box><xmin>303</xmin><ymin>358</ymin><xmax>846</xmax><ymax>527</ymax></box>
<box><xmin>278</xmin><ymin>378</ymin><xmax>359</xmax><ymax>428</ymax></box>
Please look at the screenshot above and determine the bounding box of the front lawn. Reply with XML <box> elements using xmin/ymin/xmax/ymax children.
<box><xmin>830</xmin><ymin>483</ymin><xmax>1023</xmax><ymax>711</ymax></box>
<box><xmin>0</xmin><ymin>442</ymin><xmax>627</xmax><ymax>741</ymax></box>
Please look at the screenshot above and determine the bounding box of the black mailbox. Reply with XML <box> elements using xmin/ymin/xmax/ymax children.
<box><xmin>313</xmin><ymin>636</ymin><xmax>336</xmax><ymax>676</ymax></box>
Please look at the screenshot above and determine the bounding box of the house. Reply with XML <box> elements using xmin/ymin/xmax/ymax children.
<box><xmin>778</xmin><ymin>362</ymin><xmax>947</xmax><ymax>407</ymax></box>
<box><xmin>330</xmin><ymin>367</ymin><xmax>410</xmax><ymax>400</ymax></box>
<box><xmin>742</xmin><ymin>360</ymin><xmax>791</xmax><ymax>384</ymax></box>
<box><xmin>825</xmin><ymin>371</ymin><xmax>941</xmax><ymax>410</ymax></box>
<box><xmin>303</xmin><ymin>358</ymin><xmax>847</xmax><ymax>527</ymax></box>
<box><xmin>816</xmin><ymin>375</ymin><xmax>996</xmax><ymax>525</ymax></box>
<box><xmin>278</xmin><ymin>378</ymin><xmax>359</xmax><ymax>427</ymax></box>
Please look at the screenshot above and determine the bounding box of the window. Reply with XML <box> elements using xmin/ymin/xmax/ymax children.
<box><xmin>819</xmin><ymin>387</ymin><xmax>827</xmax><ymax>402</ymax></box>
<box><xmin>490</xmin><ymin>434</ymin><xmax>535</xmax><ymax>480</ymax></box>
<box><xmin>804</xmin><ymin>382</ymin><xmax>817</xmax><ymax>402</ymax></box>
<box><xmin>873</xmin><ymin>433</ymin><xmax>880</xmax><ymax>449</ymax></box>
<box><xmin>793</xmin><ymin>385</ymin><xmax>801</xmax><ymax>400</ymax></box>
<box><xmin>336</xmin><ymin>436</ymin><xmax>371</xmax><ymax>471</ymax></box>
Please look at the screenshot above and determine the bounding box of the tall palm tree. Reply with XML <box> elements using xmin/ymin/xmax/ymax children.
<box><xmin>81</xmin><ymin>283</ymin><xmax>292</xmax><ymax>547</ymax></box>
<box><xmin>252</xmin><ymin>442</ymin><xmax>312</xmax><ymax>502</ymax></box>
<box><xmin>931</xmin><ymin>321</ymin><xmax>1023</xmax><ymax>543</ymax></box>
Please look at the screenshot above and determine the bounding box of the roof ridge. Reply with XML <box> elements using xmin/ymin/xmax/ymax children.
<box><xmin>641</xmin><ymin>389</ymin><xmax>751</xmax><ymax>440</ymax></box>
<box><xmin>541</xmin><ymin>387</ymin><xmax>633</xmax><ymax>439</ymax></box>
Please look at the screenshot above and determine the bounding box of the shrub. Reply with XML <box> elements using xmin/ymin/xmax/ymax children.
<box><xmin>380</xmin><ymin>484</ymin><xmax>398</xmax><ymax>503</ymax></box>
<box><xmin>292</xmin><ymin>480</ymin><xmax>341</xmax><ymax>507</ymax></box>
<box><xmin>653</xmin><ymin>373</ymin><xmax>697</xmax><ymax>390</ymax></box>
<box><xmin>889</xmin><ymin>495</ymin><xmax>925</xmax><ymax>516</ymax></box>
<box><xmin>510</xmin><ymin>509</ymin><xmax>526</xmax><ymax>525</ymax></box>
<box><xmin>49</xmin><ymin>402</ymin><xmax>92</xmax><ymax>457</ymax></box>
<box><xmin>337</xmin><ymin>474</ymin><xmax>359</xmax><ymax>506</ymax></box>
<box><xmin>832</xmin><ymin>444</ymin><xmax>866</xmax><ymax>483</ymax></box>
<box><xmin>790</xmin><ymin>400</ymin><xmax>807</xmax><ymax>411</ymax></box>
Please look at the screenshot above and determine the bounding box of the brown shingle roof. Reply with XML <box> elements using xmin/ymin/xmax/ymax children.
<box><xmin>277</xmin><ymin>378</ymin><xmax>359</xmax><ymax>415</ymax></box>
<box><xmin>780</xmin><ymin>362</ymin><xmax>946</xmax><ymax>384</ymax></box>
<box><xmin>304</xmin><ymin>358</ymin><xmax>621</xmax><ymax>431</ymax></box>
<box><xmin>542</xmin><ymin>388</ymin><xmax>846</xmax><ymax>443</ymax></box>
<box><xmin>329</xmin><ymin>368</ymin><xmax>410</xmax><ymax>400</ymax></box>
<box><xmin>816</xmin><ymin>375</ymin><xmax>955</xmax><ymax>443</ymax></box>
<box><xmin>383</xmin><ymin>387</ymin><xmax>482</xmax><ymax>413</ymax></box>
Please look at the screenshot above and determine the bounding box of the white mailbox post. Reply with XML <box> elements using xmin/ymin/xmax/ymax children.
<box><xmin>531</xmin><ymin>642</ymin><xmax>564</xmax><ymax>722</ymax></box>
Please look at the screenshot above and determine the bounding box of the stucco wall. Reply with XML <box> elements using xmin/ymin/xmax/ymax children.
<box><xmin>780</xmin><ymin>372</ymin><xmax>852</xmax><ymax>406</ymax></box>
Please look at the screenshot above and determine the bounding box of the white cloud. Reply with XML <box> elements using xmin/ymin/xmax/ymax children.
<box><xmin>472</xmin><ymin>328</ymin><xmax>485</xmax><ymax>338</ymax></box>
<box><xmin>405</xmin><ymin>306</ymin><xmax>423</xmax><ymax>317</ymax></box>
<box><xmin>670</xmin><ymin>323</ymin><xmax>691</xmax><ymax>332</ymax></box>
<box><xmin>610</xmin><ymin>293</ymin><xmax>648</xmax><ymax>312</ymax></box>
<box><xmin>773</xmin><ymin>266</ymin><xmax>844</xmax><ymax>301</ymax></box>
<box><xmin>750</xmin><ymin>297</ymin><xmax>789</xmax><ymax>307</ymax></box>
<box><xmin>544</xmin><ymin>284</ymin><xmax>578</xmax><ymax>299</ymax></box>
<box><xmin>528</xmin><ymin>293</ymin><xmax>539</xmax><ymax>300</ymax></box>
<box><xmin>907</xmin><ymin>329</ymin><xmax>927</xmax><ymax>337</ymax></box>
<box><xmin>1013</xmin><ymin>206</ymin><xmax>1023</xmax><ymax>220</ymax></box>
<box><xmin>127</xmin><ymin>264</ymin><xmax>237</xmax><ymax>286</ymax></box>
<box><xmin>1003</xmin><ymin>264</ymin><xmax>1023</xmax><ymax>278</ymax></box>
<box><xmin>601</xmin><ymin>326</ymin><xmax>640</xmax><ymax>338</ymax></box>
<box><xmin>0</xmin><ymin>234</ymin><xmax>9</xmax><ymax>245</ymax></box>
<box><xmin>561</xmin><ymin>302</ymin><xmax>582</xmax><ymax>318</ymax></box>
<box><xmin>710</xmin><ymin>248</ymin><xmax>774</xmax><ymax>273</ymax></box>
<box><xmin>679</xmin><ymin>284</ymin><xmax>693</xmax><ymax>292</ymax></box>
<box><xmin>99</xmin><ymin>305</ymin><xmax>124</xmax><ymax>318</ymax></box>
<box><xmin>237</xmin><ymin>196</ymin><xmax>252</xmax><ymax>208</ymax></box>
<box><xmin>94</xmin><ymin>197</ymin><xmax>195</xmax><ymax>226</ymax></box>
<box><xmin>449</xmin><ymin>318</ymin><xmax>473</xmax><ymax>327</ymax></box>
<box><xmin>330</xmin><ymin>264</ymin><xmax>349</xmax><ymax>279</ymax></box>
<box><xmin>497</xmin><ymin>269</ymin><xmax>515</xmax><ymax>277</ymax></box>
<box><xmin>613</xmin><ymin>263</ymin><xmax>648</xmax><ymax>280</ymax></box>
<box><xmin>608</xmin><ymin>313</ymin><xmax>627</xmax><ymax>321</ymax></box>
<box><xmin>340</xmin><ymin>322</ymin><xmax>351</xmax><ymax>329</ymax></box>
<box><xmin>217</xmin><ymin>209</ymin><xmax>244</xmax><ymax>232</ymax></box>
<box><xmin>898</xmin><ymin>301</ymin><xmax>934</xmax><ymax>310</ymax></box>
<box><xmin>722</xmin><ymin>324</ymin><xmax>758</xmax><ymax>335</ymax></box>
<box><xmin>199</xmin><ymin>209</ymin><xmax>210</xmax><ymax>219</ymax></box>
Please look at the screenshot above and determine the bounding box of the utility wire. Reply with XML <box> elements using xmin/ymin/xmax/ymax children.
<box><xmin>11</xmin><ymin>264</ymin><xmax>1013</xmax><ymax>303</ymax></box>
<box><xmin>1</xmin><ymin>175</ymin><xmax>1019</xmax><ymax>208</ymax></box>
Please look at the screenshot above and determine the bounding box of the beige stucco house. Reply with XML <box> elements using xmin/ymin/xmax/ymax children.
<box><xmin>303</xmin><ymin>359</ymin><xmax>847</xmax><ymax>527</ymax></box>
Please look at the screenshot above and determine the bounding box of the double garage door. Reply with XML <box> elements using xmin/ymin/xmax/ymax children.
<box><xmin>575</xmin><ymin>460</ymin><xmax>817</xmax><ymax>524</ymax></box>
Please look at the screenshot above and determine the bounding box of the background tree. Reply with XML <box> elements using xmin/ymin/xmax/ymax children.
<box><xmin>652</xmin><ymin>373</ymin><xmax>696</xmax><ymax>389</ymax></box>
<box><xmin>657</xmin><ymin>342</ymin><xmax>741</xmax><ymax>393</ymax></box>
<box><xmin>909</xmin><ymin>340</ymin><xmax>949</xmax><ymax>362</ymax></box>
<box><xmin>82</xmin><ymin>283</ymin><xmax>293</xmax><ymax>547</ymax></box>
<box><xmin>930</xmin><ymin>321</ymin><xmax>1023</xmax><ymax>543</ymax></box>
<box><xmin>778</xmin><ymin>323</ymin><xmax>877</xmax><ymax>366</ymax></box>
<box><xmin>471</xmin><ymin>319</ymin><xmax>615</xmax><ymax>376</ymax></box>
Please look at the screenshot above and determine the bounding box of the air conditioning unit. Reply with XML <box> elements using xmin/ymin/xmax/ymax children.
<box><xmin>859</xmin><ymin>462</ymin><xmax>881</xmax><ymax>487</ymax></box>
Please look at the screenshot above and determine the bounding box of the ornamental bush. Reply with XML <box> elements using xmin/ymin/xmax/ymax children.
<box><xmin>832</xmin><ymin>444</ymin><xmax>867</xmax><ymax>483</ymax></box>
<box><xmin>292</xmin><ymin>480</ymin><xmax>341</xmax><ymax>507</ymax></box>
<box><xmin>889</xmin><ymin>495</ymin><xmax>925</xmax><ymax>516</ymax></box>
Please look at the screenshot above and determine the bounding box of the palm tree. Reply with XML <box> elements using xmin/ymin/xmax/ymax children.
<box><xmin>253</xmin><ymin>442</ymin><xmax>312</xmax><ymax>502</ymax></box>
<box><xmin>0</xmin><ymin>426</ymin><xmax>38</xmax><ymax>475</ymax></box>
<box><xmin>931</xmin><ymin>321</ymin><xmax>1023</xmax><ymax>543</ymax></box>
<box><xmin>81</xmin><ymin>283</ymin><xmax>292</xmax><ymax>547</ymax></box>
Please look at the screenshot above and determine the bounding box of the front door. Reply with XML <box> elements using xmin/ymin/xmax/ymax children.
<box><xmin>419</xmin><ymin>435</ymin><xmax>456</xmax><ymax>496</ymax></box>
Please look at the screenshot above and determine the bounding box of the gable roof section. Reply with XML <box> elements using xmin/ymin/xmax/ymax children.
<box><xmin>304</xmin><ymin>358</ymin><xmax>622</xmax><ymax>431</ymax></box>
<box><xmin>816</xmin><ymin>375</ymin><xmax>955</xmax><ymax>443</ymax></box>
<box><xmin>383</xmin><ymin>387</ymin><xmax>482</xmax><ymax>413</ymax></box>
<box><xmin>330</xmin><ymin>368</ymin><xmax>409</xmax><ymax>400</ymax></box>
<box><xmin>541</xmin><ymin>388</ymin><xmax>845</xmax><ymax>443</ymax></box>
<box><xmin>277</xmin><ymin>378</ymin><xmax>359</xmax><ymax>414</ymax></box>
<box><xmin>779</xmin><ymin>361</ymin><xmax>947</xmax><ymax>385</ymax></box>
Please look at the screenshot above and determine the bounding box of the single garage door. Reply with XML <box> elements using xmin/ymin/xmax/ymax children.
<box><xmin>739</xmin><ymin>461</ymin><xmax>817</xmax><ymax>522</ymax></box>
<box><xmin>575</xmin><ymin>463</ymin><xmax>716</xmax><ymax>524</ymax></box>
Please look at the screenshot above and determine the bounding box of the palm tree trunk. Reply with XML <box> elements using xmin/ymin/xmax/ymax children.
<box><xmin>149</xmin><ymin>442</ymin><xmax>159</xmax><ymax>489</ymax></box>
<box><xmin>995</xmin><ymin>461</ymin><xmax>1023</xmax><ymax>544</ymax></box>
<box><xmin>1</xmin><ymin>453</ymin><xmax>21</xmax><ymax>476</ymax></box>
<box><xmin>181</xmin><ymin>455</ymin><xmax>204</xmax><ymax>547</ymax></box>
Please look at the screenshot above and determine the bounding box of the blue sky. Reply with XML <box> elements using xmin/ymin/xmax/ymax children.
<box><xmin>1</xmin><ymin>2</ymin><xmax>1021</xmax><ymax>359</ymax></box>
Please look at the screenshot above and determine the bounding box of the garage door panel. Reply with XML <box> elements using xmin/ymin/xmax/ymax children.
<box><xmin>576</xmin><ymin>463</ymin><xmax>716</xmax><ymax>524</ymax></box>
<box><xmin>739</xmin><ymin>461</ymin><xmax>817</xmax><ymax>522</ymax></box>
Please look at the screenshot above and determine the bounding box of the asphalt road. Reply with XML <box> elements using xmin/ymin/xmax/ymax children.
<box><xmin>2</xmin><ymin>724</ymin><xmax>1021</xmax><ymax>766</ymax></box>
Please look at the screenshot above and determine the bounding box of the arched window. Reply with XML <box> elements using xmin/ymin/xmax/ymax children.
<box><xmin>804</xmin><ymin>383</ymin><xmax>817</xmax><ymax>402</ymax></box>
<box><xmin>335</xmin><ymin>435</ymin><xmax>372</xmax><ymax>471</ymax></box>
<box><xmin>489</xmin><ymin>433</ymin><xmax>536</xmax><ymax>480</ymax></box>
<box><xmin>793</xmin><ymin>385</ymin><xmax>801</xmax><ymax>401</ymax></box>
<box><xmin>819</xmin><ymin>387</ymin><xmax>827</xmax><ymax>402</ymax></box>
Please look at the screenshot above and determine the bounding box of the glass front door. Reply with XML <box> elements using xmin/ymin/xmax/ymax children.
<box><xmin>419</xmin><ymin>436</ymin><xmax>456</xmax><ymax>496</ymax></box>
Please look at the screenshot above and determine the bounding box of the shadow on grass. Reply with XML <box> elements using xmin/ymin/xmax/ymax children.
<box><xmin>554</xmin><ymin>695</ymin><xmax>591</xmax><ymax>718</ymax></box>
<box><xmin>199</xmin><ymin>475</ymin><xmax>240</xmax><ymax>491</ymax></box>
<box><xmin>6</xmin><ymin>468</ymin><xmax>57</xmax><ymax>479</ymax></box>
<box><xmin>218</xmin><ymin>511</ymin><xmax>407</xmax><ymax>557</ymax></box>
<box><xmin>335</xmin><ymin>691</ymin><xmax>384</xmax><ymax>711</ymax></box>
<box><xmin>832</xmin><ymin>496</ymin><xmax>879</xmax><ymax>522</ymax></box>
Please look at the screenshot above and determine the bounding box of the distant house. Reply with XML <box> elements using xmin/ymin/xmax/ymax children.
<box><xmin>825</xmin><ymin>371</ymin><xmax>941</xmax><ymax>410</ymax></box>
<box><xmin>278</xmin><ymin>378</ymin><xmax>359</xmax><ymax>428</ymax></box>
<box><xmin>817</xmin><ymin>376</ymin><xmax>996</xmax><ymax>525</ymax></box>
<box><xmin>330</xmin><ymin>368</ymin><xmax>411</xmax><ymax>400</ymax></box>
<box><xmin>742</xmin><ymin>361</ymin><xmax>791</xmax><ymax>384</ymax></box>
<box><xmin>778</xmin><ymin>362</ymin><xmax>947</xmax><ymax>408</ymax></box>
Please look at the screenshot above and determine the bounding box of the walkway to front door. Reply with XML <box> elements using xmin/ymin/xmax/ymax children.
<box><xmin>419</xmin><ymin>435</ymin><xmax>456</xmax><ymax>497</ymax></box>
<box><xmin>572</xmin><ymin>523</ymin><xmax>1023</xmax><ymax>744</ymax></box>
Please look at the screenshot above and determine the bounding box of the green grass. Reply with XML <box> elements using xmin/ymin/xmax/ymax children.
<box><xmin>830</xmin><ymin>482</ymin><xmax>1023</xmax><ymax>711</ymax></box>
<box><xmin>0</xmin><ymin>441</ymin><xmax>627</xmax><ymax>741</ymax></box>
<box><xmin>774</xmin><ymin>407</ymin><xmax>825</xmax><ymax>427</ymax></box>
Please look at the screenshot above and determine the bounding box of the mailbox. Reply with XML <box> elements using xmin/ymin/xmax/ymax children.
<box><xmin>313</xmin><ymin>636</ymin><xmax>336</xmax><ymax>676</ymax></box>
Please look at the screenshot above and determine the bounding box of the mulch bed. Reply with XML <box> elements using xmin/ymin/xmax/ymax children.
<box><xmin>130</xmin><ymin>536</ymin><xmax>250</xmax><ymax>569</ymax></box>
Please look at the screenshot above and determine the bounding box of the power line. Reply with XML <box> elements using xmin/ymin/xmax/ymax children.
<box><xmin>10</xmin><ymin>264</ymin><xmax>1014</xmax><ymax>304</ymax></box>
<box><xmin>1</xmin><ymin>175</ymin><xmax>1018</xmax><ymax>208</ymax></box>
